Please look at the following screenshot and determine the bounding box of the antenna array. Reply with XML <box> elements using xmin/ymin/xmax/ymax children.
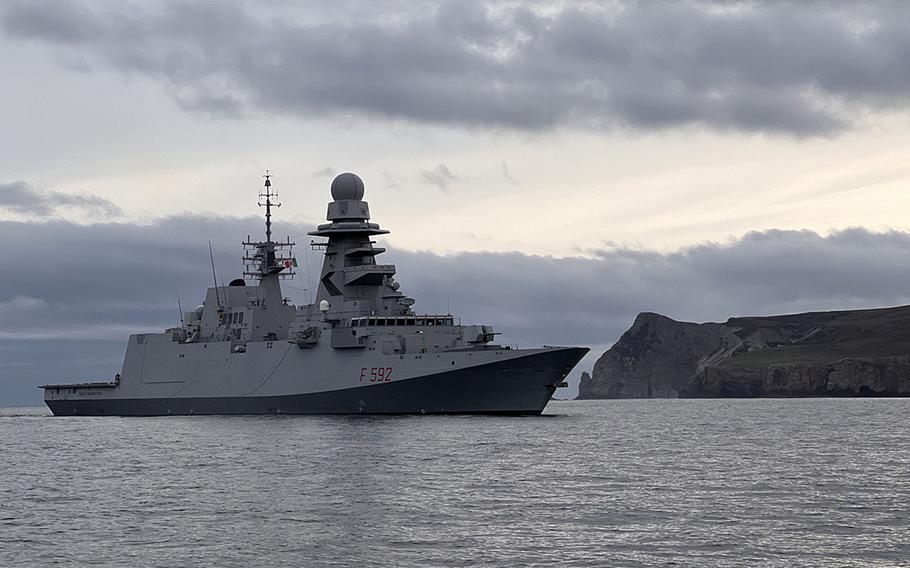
<box><xmin>242</xmin><ymin>171</ymin><xmax>296</xmax><ymax>281</ymax></box>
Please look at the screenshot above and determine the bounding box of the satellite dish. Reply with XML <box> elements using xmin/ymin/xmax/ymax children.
<box><xmin>319</xmin><ymin>300</ymin><xmax>330</xmax><ymax>313</ymax></box>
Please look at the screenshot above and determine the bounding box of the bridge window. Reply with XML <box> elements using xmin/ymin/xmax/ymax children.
<box><xmin>368</xmin><ymin>318</ymin><xmax>377</xmax><ymax>326</ymax></box>
<box><xmin>406</xmin><ymin>318</ymin><xmax>415</xmax><ymax>326</ymax></box>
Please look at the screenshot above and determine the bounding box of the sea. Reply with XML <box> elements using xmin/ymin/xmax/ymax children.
<box><xmin>2</xmin><ymin>399</ymin><xmax>908</xmax><ymax>567</ymax></box>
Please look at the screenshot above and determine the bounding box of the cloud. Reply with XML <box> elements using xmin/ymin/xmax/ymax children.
<box><xmin>0</xmin><ymin>180</ymin><xmax>121</xmax><ymax>217</ymax></box>
<box><xmin>3</xmin><ymin>213</ymin><xmax>910</xmax><ymax>404</ymax></box>
<box><xmin>500</xmin><ymin>162</ymin><xmax>518</xmax><ymax>186</ymax></box>
<box><xmin>382</xmin><ymin>171</ymin><xmax>402</xmax><ymax>190</ymax></box>
<box><xmin>4</xmin><ymin>1</ymin><xmax>910</xmax><ymax>136</ymax></box>
<box><xmin>312</xmin><ymin>166</ymin><xmax>335</xmax><ymax>178</ymax></box>
<box><xmin>420</xmin><ymin>164</ymin><xmax>459</xmax><ymax>192</ymax></box>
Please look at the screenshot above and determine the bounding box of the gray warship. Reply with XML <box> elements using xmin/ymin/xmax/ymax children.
<box><xmin>42</xmin><ymin>173</ymin><xmax>588</xmax><ymax>415</ymax></box>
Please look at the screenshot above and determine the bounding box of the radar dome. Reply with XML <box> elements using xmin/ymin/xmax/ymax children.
<box><xmin>331</xmin><ymin>172</ymin><xmax>365</xmax><ymax>201</ymax></box>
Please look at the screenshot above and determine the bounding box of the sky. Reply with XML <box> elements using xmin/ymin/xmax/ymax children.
<box><xmin>4</xmin><ymin>0</ymin><xmax>910</xmax><ymax>404</ymax></box>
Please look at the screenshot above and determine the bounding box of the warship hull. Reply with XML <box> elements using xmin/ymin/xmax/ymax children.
<box><xmin>42</xmin><ymin>172</ymin><xmax>591</xmax><ymax>417</ymax></box>
<box><xmin>45</xmin><ymin>348</ymin><xmax>586</xmax><ymax>416</ymax></box>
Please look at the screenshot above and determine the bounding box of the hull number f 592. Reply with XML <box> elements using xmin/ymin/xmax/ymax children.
<box><xmin>360</xmin><ymin>367</ymin><xmax>393</xmax><ymax>382</ymax></box>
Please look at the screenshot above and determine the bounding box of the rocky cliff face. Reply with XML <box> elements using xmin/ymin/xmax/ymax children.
<box><xmin>577</xmin><ymin>306</ymin><xmax>910</xmax><ymax>398</ymax></box>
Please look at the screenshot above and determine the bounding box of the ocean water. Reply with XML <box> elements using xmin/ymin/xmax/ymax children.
<box><xmin>2</xmin><ymin>399</ymin><xmax>908</xmax><ymax>567</ymax></box>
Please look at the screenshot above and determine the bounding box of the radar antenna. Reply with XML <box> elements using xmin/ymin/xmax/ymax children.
<box><xmin>242</xmin><ymin>171</ymin><xmax>296</xmax><ymax>281</ymax></box>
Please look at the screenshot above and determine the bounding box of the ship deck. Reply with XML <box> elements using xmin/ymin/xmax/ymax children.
<box><xmin>40</xmin><ymin>381</ymin><xmax>119</xmax><ymax>390</ymax></box>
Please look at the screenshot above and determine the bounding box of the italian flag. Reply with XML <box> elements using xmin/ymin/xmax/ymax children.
<box><xmin>283</xmin><ymin>258</ymin><xmax>298</xmax><ymax>268</ymax></box>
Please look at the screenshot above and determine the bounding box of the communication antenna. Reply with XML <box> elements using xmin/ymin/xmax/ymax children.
<box><xmin>242</xmin><ymin>171</ymin><xmax>296</xmax><ymax>282</ymax></box>
<box><xmin>177</xmin><ymin>294</ymin><xmax>185</xmax><ymax>328</ymax></box>
<box><xmin>260</xmin><ymin>170</ymin><xmax>280</xmax><ymax>244</ymax></box>
<box><xmin>209</xmin><ymin>240</ymin><xmax>222</xmax><ymax>309</ymax></box>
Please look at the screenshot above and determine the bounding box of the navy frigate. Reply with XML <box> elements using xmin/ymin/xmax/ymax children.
<box><xmin>42</xmin><ymin>173</ymin><xmax>588</xmax><ymax>415</ymax></box>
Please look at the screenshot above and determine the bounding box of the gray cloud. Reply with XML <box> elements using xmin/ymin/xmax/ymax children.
<box><xmin>312</xmin><ymin>166</ymin><xmax>335</xmax><ymax>179</ymax></box>
<box><xmin>3</xmin><ymin>213</ymin><xmax>910</xmax><ymax>404</ymax></box>
<box><xmin>5</xmin><ymin>1</ymin><xmax>910</xmax><ymax>136</ymax></box>
<box><xmin>500</xmin><ymin>162</ymin><xmax>518</xmax><ymax>186</ymax></box>
<box><xmin>420</xmin><ymin>164</ymin><xmax>459</xmax><ymax>192</ymax></box>
<box><xmin>0</xmin><ymin>180</ymin><xmax>121</xmax><ymax>217</ymax></box>
<box><xmin>382</xmin><ymin>171</ymin><xmax>403</xmax><ymax>190</ymax></box>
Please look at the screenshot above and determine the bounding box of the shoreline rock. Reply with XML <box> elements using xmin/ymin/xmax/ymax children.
<box><xmin>578</xmin><ymin>306</ymin><xmax>910</xmax><ymax>398</ymax></box>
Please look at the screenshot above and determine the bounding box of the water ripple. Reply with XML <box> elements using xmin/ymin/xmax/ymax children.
<box><xmin>1</xmin><ymin>399</ymin><xmax>908</xmax><ymax>567</ymax></box>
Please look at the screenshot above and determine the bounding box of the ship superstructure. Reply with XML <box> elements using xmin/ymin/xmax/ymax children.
<box><xmin>42</xmin><ymin>173</ymin><xmax>587</xmax><ymax>415</ymax></box>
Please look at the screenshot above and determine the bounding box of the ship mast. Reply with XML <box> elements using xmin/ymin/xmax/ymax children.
<box><xmin>261</xmin><ymin>170</ymin><xmax>275</xmax><ymax>244</ymax></box>
<box><xmin>242</xmin><ymin>172</ymin><xmax>295</xmax><ymax>302</ymax></box>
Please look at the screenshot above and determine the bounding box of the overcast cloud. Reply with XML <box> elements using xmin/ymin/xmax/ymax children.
<box><xmin>0</xmin><ymin>180</ymin><xmax>121</xmax><ymax>217</ymax></box>
<box><xmin>4</xmin><ymin>1</ymin><xmax>910</xmax><ymax>136</ymax></box>
<box><xmin>419</xmin><ymin>164</ymin><xmax>459</xmax><ymax>192</ymax></box>
<box><xmin>3</xmin><ymin>212</ymin><xmax>910</xmax><ymax>404</ymax></box>
<box><xmin>4</xmin><ymin>1</ymin><xmax>910</xmax><ymax>406</ymax></box>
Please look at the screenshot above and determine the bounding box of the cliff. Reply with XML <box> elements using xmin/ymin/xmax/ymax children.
<box><xmin>577</xmin><ymin>305</ymin><xmax>910</xmax><ymax>398</ymax></box>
